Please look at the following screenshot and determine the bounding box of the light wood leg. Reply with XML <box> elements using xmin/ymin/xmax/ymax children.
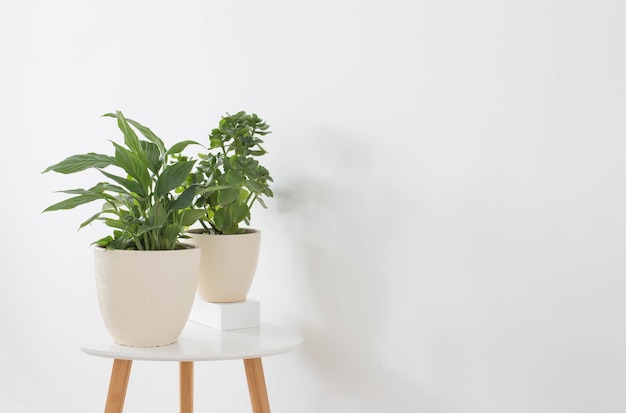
<box><xmin>180</xmin><ymin>361</ymin><xmax>194</xmax><ymax>413</ymax></box>
<box><xmin>105</xmin><ymin>359</ymin><xmax>132</xmax><ymax>413</ymax></box>
<box><xmin>244</xmin><ymin>358</ymin><xmax>270</xmax><ymax>413</ymax></box>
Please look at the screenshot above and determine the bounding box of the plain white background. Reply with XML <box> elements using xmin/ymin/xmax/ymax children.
<box><xmin>2</xmin><ymin>0</ymin><xmax>626</xmax><ymax>411</ymax></box>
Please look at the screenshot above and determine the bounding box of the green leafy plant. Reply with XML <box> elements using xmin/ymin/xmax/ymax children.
<box><xmin>189</xmin><ymin>111</ymin><xmax>273</xmax><ymax>234</ymax></box>
<box><xmin>42</xmin><ymin>111</ymin><xmax>206</xmax><ymax>250</ymax></box>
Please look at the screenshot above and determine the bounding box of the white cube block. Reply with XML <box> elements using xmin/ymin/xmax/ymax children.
<box><xmin>189</xmin><ymin>299</ymin><xmax>260</xmax><ymax>330</ymax></box>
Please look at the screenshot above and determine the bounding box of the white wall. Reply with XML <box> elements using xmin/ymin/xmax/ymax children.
<box><xmin>2</xmin><ymin>0</ymin><xmax>626</xmax><ymax>411</ymax></box>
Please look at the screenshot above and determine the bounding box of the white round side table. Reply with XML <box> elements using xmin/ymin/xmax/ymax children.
<box><xmin>80</xmin><ymin>321</ymin><xmax>303</xmax><ymax>413</ymax></box>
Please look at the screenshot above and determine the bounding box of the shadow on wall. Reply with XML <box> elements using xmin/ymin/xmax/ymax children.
<box><xmin>274</xmin><ymin>131</ymin><xmax>452</xmax><ymax>412</ymax></box>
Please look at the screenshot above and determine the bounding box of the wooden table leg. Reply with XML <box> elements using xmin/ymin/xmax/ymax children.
<box><xmin>105</xmin><ymin>359</ymin><xmax>132</xmax><ymax>413</ymax></box>
<box><xmin>244</xmin><ymin>358</ymin><xmax>270</xmax><ymax>413</ymax></box>
<box><xmin>180</xmin><ymin>361</ymin><xmax>194</xmax><ymax>413</ymax></box>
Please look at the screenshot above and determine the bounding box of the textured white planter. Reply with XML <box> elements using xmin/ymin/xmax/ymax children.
<box><xmin>94</xmin><ymin>246</ymin><xmax>200</xmax><ymax>347</ymax></box>
<box><xmin>186</xmin><ymin>229</ymin><xmax>261</xmax><ymax>303</ymax></box>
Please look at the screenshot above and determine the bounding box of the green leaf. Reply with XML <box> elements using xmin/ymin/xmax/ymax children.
<box><xmin>43</xmin><ymin>193</ymin><xmax>102</xmax><ymax>212</ymax></box>
<box><xmin>57</xmin><ymin>188</ymin><xmax>94</xmax><ymax>195</ymax></box>
<box><xmin>245</xmin><ymin>180</ymin><xmax>264</xmax><ymax>193</ymax></box>
<box><xmin>58</xmin><ymin>183</ymin><xmax>124</xmax><ymax>198</ymax></box>
<box><xmin>213</xmin><ymin>207</ymin><xmax>230</xmax><ymax>232</ymax></box>
<box><xmin>230</xmin><ymin>201</ymin><xmax>249</xmax><ymax>224</ymax></box>
<box><xmin>217</xmin><ymin>188</ymin><xmax>240</xmax><ymax>206</ymax></box>
<box><xmin>148</xmin><ymin>200</ymin><xmax>168</xmax><ymax>227</ymax></box>
<box><xmin>98</xmin><ymin>170</ymin><xmax>146</xmax><ymax>197</ymax></box>
<box><xmin>155</xmin><ymin>160</ymin><xmax>195</xmax><ymax>198</ymax></box>
<box><xmin>209</xmin><ymin>137</ymin><xmax>223</xmax><ymax>149</ymax></box>
<box><xmin>166</xmin><ymin>140</ymin><xmax>200</xmax><ymax>157</ymax></box>
<box><xmin>162</xmin><ymin>224</ymin><xmax>182</xmax><ymax>246</ymax></box>
<box><xmin>42</xmin><ymin>153</ymin><xmax>116</xmax><ymax>174</ymax></box>
<box><xmin>225</xmin><ymin>169</ymin><xmax>245</xmax><ymax>186</ymax></box>
<box><xmin>103</xmin><ymin>219</ymin><xmax>126</xmax><ymax>230</ymax></box>
<box><xmin>109</xmin><ymin>111</ymin><xmax>143</xmax><ymax>156</ymax></box>
<box><xmin>125</xmin><ymin>118</ymin><xmax>166</xmax><ymax>155</ymax></box>
<box><xmin>111</xmin><ymin>142</ymin><xmax>151</xmax><ymax>187</ymax></box>
<box><xmin>106</xmin><ymin>233</ymin><xmax>132</xmax><ymax>250</ymax></box>
<box><xmin>180</xmin><ymin>209</ymin><xmax>207</xmax><ymax>226</ymax></box>
<box><xmin>136</xmin><ymin>224</ymin><xmax>161</xmax><ymax>237</ymax></box>
<box><xmin>256</xmin><ymin>197</ymin><xmax>268</xmax><ymax>209</ymax></box>
<box><xmin>79</xmin><ymin>212</ymin><xmax>103</xmax><ymax>229</ymax></box>
<box><xmin>141</xmin><ymin>141</ymin><xmax>161</xmax><ymax>174</ymax></box>
<box><xmin>93</xmin><ymin>182</ymin><xmax>128</xmax><ymax>194</ymax></box>
<box><xmin>195</xmin><ymin>184</ymin><xmax>230</xmax><ymax>196</ymax></box>
<box><xmin>169</xmin><ymin>185</ymin><xmax>196</xmax><ymax>211</ymax></box>
<box><xmin>94</xmin><ymin>235</ymin><xmax>114</xmax><ymax>247</ymax></box>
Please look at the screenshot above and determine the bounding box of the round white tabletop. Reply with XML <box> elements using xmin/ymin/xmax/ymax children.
<box><xmin>80</xmin><ymin>321</ymin><xmax>303</xmax><ymax>362</ymax></box>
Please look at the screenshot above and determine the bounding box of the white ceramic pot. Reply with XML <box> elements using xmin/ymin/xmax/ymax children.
<box><xmin>93</xmin><ymin>246</ymin><xmax>200</xmax><ymax>347</ymax></box>
<box><xmin>186</xmin><ymin>229</ymin><xmax>261</xmax><ymax>303</ymax></box>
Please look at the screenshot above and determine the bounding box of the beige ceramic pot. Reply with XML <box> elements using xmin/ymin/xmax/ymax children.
<box><xmin>93</xmin><ymin>245</ymin><xmax>200</xmax><ymax>347</ymax></box>
<box><xmin>186</xmin><ymin>229</ymin><xmax>261</xmax><ymax>303</ymax></box>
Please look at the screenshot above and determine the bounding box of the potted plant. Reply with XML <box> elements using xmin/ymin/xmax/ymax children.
<box><xmin>43</xmin><ymin>111</ymin><xmax>206</xmax><ymax>347</ymax></box>
<box><xmin>186</xmin><ymin>111</ymin><xmax>273</xmax><ymax>303</ymax></box>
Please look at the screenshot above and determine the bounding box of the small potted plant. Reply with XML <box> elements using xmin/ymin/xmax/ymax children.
<box><xmin>186</xmin><ymin>111</ymin><xmax>273</xmax><ymax>303</ymax></box>
<box><xmin>43</xmin><ymin>111</ymin><xmax>206</xmax><ymax>347</ymax></box>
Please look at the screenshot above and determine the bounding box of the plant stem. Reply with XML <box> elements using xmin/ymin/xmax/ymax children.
<box><xmin>199</xmin><ymin>220</ymin><xmax>211</xmax><ymax>233</ymax></box>
<box><xmin>248</xmin><ymin>194</ymin><xmax>258</xmax><ymax>209</ymax></box>
<box><xmin>133</xmin><ymin>235</ymin><xmax>143</xmax><ymax>250</ymax></box>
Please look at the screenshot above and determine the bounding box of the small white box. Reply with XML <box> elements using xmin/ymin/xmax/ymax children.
<box><xmin>189</xmin><ymin>299</ymin><xmax>260</xmax><ymax>330</ymax></box>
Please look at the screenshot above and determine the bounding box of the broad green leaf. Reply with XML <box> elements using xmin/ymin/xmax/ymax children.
<box><xmin>162</xmin><ymin>224</ymin><xmax>182</xmax><ymax>243</ymax></box>
<box><xmin>125</xmin><ymin>118</ymin><xmax>166</xmax><ymax>155</ymax></box>
<box><xmin>141</xmin><ymin>141</ymin><xmax>161</xmax><ymax>174</ymax></box>
<box><xmin>180</xmin><ymin>209</ymin><xmax>207</xmax><ymax>227</ymax></box>
<box><xmin>209</xmin><ymin>137</ymin><xmax>222</xmax><ymax>149</ymax></box>
<box><xmin>43</xmin><ymin>193</ymin><xmax>102</xmax><ymax>212</ymax></box>
<box><xmin>225</xmin><ymin>169</ymin><xmax>245</xmax><ymax>186</ymax></box>
<box><xmin>244</xmin><ymin>168</ymin><xmax>259</xmax><ymax>181</ymax></box>
<box><xmin>103</xmin><ymin>219</ymin><xmax>126</xmax><ymax>230</ymax></box>
<box><xmin>230</xmin><ymin>201</ymin><xmax>249</xmax><ymax>224</ymax></box>
<box><xmin>106</xmin><ymin>234</ymin><xmax>132</xmax><ymax>250</ymax></box>
<box><xmin>217</xmin><ymin>188</ymin><xmax>240</xmax><ymax>206</ymax></box>
<box><xmin>42</xmin><ymin>153</ymin><xmax>115</xmax><ymax>174</ymax></box>
<box><xmin>136</xmin><ymin>224</ymin><xmax>161</xmax><ymax>237</ymax></box>
<box><xmin>98</xmin><ymin>170</ymin><xmax>146</xmax><ymax>197</ymax></box>
<box><xmin>94</xmin><ymin>235</ymin><xmax>114</xmax><ymax>247</ymax></box>
<box><xmin>238</xmin><ymin>188</ymin><xmax>249</xmax><ymax>202</ymax></box>
<box><xmin>111</xmin><ymin>111</ymin><xmax>143</xmax><ymax>156</ymax></box>
<box><xmin>111</xmin><ymin>142</ymin><xmax>151</xmax><ymax>187</ymax></box>
<box><xmin>245</xmin><ymin>180</ymin><xmax>264</xmax><ymax>193</ymax></box>
<box><xmin>148</xmin><ymin>200</ymin><xmax>167</xmax><ymax>227</ymax></box>
<box><xmin>155</xmin><ymin>160</ymin><xmax>195</xmax><ymax>198</ymax></box>
<box><xmin>166</xmin><ymin>140</ymin><xmax>200</xmax><ymax>157</ymax></box>
<box><xmin>213</xmin><ymin>207</ymin><xmax>230</xmax><ymax>232</ymax></box>
<box><xmin>169</xmin><ymin>185</ymin><xmax>196</xmax><ymax>211</ymax></box>
<box><xmin>92</xmin><ymin>182</ymin><xmax>129</xmax><ymax>195</ymax></box>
